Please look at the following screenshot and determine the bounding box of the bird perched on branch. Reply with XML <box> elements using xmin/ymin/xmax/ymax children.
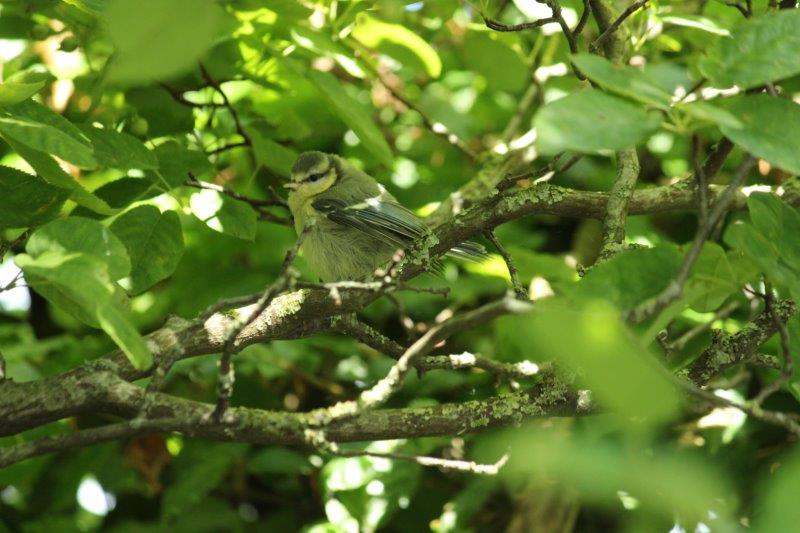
<box><xmin>285</xmin><ymin>151</ymin><xmax>486</xmax><ymax>281</ymax></box>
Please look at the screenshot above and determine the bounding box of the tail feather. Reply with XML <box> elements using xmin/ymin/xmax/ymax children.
<box><xmin>446</xmin><ymin>241</ymin><xmax>488</xmax><ymax>263</ymax></box>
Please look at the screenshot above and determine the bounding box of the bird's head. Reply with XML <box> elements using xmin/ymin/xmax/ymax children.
<box><xmin>284</xmin><ymin>151</ymin><xmax>339</xmax><ymax>203</ymax></box>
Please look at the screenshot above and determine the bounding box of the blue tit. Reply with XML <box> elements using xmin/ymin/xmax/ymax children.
<box><xmin>285</xmin><ymin>151</ymin><xmax>485</xmax><ymax>281</ymax></box>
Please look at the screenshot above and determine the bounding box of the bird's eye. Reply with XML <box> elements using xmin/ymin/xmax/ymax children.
<box><xmin>304</xmin><ymin>172</ymin><xmax>325</xmax><ymax>183</ymax></box>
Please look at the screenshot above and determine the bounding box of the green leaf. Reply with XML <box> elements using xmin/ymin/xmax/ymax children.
<box><xmin>724</xmin><ymin>193</ymin><xmax>800</xmax><ymax>299</ymax></box>
<box><xmin>104</xmin><ymin>0</ymin><xmax>227</xmax><ymax>85</ymax></box>
<box><xmin>306</xmin><ymin>69</ymin><xmax>393</xmax><ymax>167</ymax></box>
<box><xmin>110</xmin><ymin>206</ymin><xmax>184</xmax><ymax>294</ymax></box>
<box><xmin>660</xmin><ymin>15</ymin><xmax>730</xmax><ymax>36</ymax></box>
<box><xmin>247</xmin><ymin>448</ymin><xmax>311</xmax><ymax>476</ymax></box>
<box><xmin>676</xmin><ymin>101</ymin><xmax>742</xmax><ymax>129</ymax></box>
<box><xmin>3</xmin><ymin>138</ymin><xmax>115</xmax><ymax>215</ymax></box>
<box><xmin>0</xmin><ymin>166</ymin><xmax>68</xmax><ymax>229</ymax></box>
<box><xmin>571</xmin><ymin>54</ymin><xmax>673</xmax><ymax>108</ymax></box>
<box><xmin>162</xmin><ymin>442</ymin><xmax>247</xmax><ymax>519</ymax></box>
<box><xmin>0</xmin><ymin>80</ymin><xmax>45</xmax><ymax>105</ymax></box>
<box><xmin>700</xmin><ymin>9</ymin><xmax>800</xmax><ymax>90</ymax></box>
<box><xmin>95</xmin><ymin>303</ymin><xmax>152</xmax><ymax>370</ymax></box>
<box><xmin>15</xmin><ymin>251</ymin><xmax>151</xmax><ymax>369</ymax></box>
<box><xmin>528</xmin><ymin>299</ymin><xmax>682</xmax><ymax>424</ymax></box>
<box><xmin>291</xmin><ymin>27</ymin><xmax>366</xmax><ymax>78</ymax></box>
<box><xmin>575</xmin><ymin>246</ymin><xmax>683</xmax><ymax>309</ymax></box>
<box><xmin>352</xmin><ymin>14</ymin><xmax>442</xmax><ymax>78</ymax></box>
<box><xmin>534</xmin><ymin>90</ymin><xmax>662</xmax><ymax>154</ymax></box>
<box><xmin>754</xmin><ymin>446</ymin><xmax>800</xmax><ymax>532</ymax></box>
<box><xmin>77</xmin><ymin>125</ymin><xmax>158</xmax><ymax>170</ymax></box>
<box><xmin>148</xmin><ymin>141</ymin><xmax>212</xmax><ymax>190</ymax></box>
<box><xmin>717</xmin><ymin>95</ymin><xmax>800</xmax><ymax>175</ymax></box>
<box><xmin>27</xmin><ymin>217</ymin><xmax>132</xmax><ymax>280</ymax></box>
<box><xmin>190</xmin><ymin>189</ymin><xmax>257</xmax><ymax>240</ymax></box>
<box><xmin>0</xmin><ymin>100</ymin><xmax>96</xmax><ymax>168</ymax></box>
<box><xmin>248</xmin><ymin>127</ymin><xmax>297</xmax><ymax>177</ymax></box>
<box><xmin>684</xmin><ymin>243</ymin><xmax>740</xmax><ymax>312</ymax></box>
<box><xmin>126</xmin><ymin>86</ymin><xmax>194</xmax><ymax>137</ymax></box>
<box><xmin>462</xmin><ymin>32</ymin><xmax>527</xmax><ymax>92</ymax></box>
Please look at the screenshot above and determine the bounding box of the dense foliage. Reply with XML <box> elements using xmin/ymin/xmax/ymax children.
<box><xmin>1</xmin><ymin>0</ymin><xmax>800</xmax><ymax>531</ymax></box>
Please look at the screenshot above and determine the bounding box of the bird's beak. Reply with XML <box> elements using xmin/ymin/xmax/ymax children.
<box><xmin>283</xmin><ymin>182</ymin><xmax>299</xmax><ymax>190</ymax></box>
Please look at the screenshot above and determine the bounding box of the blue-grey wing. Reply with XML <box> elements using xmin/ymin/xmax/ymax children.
<box><xmin>312</xmin><ymin>197</ymin><xmax>487</xmax><ymax>261</ymax></box>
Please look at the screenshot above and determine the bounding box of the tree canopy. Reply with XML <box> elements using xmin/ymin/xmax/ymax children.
<box><xmin>1</xmin><ymin>0</ymin><xmax>800</xmax><ymax>531</ymax></box>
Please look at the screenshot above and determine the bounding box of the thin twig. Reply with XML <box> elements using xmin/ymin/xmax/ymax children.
<box><xmin>628</xmin><ymin>156</ymin><xmax>756</xmax><ymax>323</ymax></box>
<box><xmin>212</xmin><ymin>225</ymin><xmax>312</xmax><ymax>421</ymax></box>
<box><xmin>668</xmin><ymin>301</ymin><xmax>739</xmax><ymax>352</ymax></box>
<box><xmin>308</xmin><ymin>296</ymin><xmax>533</xmax><ymax>425</ymax></box>
<box><xmin>334</xmin><ymin>448</ymin><xmax>510</xmax><ymax>475</ymax></box>
<box><xmin>199</xmin><ymin>62</ymin><xmax>251</xmax><ymax>145</ymax></box>
<box><xmin>485</xmin><ymin>230</ymin><xmax>528</xmax><ymax>300</ymax></box>
<box><xmin>159</xmin><ymin>83</ymin><xmax>225</xmax><ymax>108</ymax></box>
<box><xmin>590</xmin><ymin>0</ymin><xmax>649</xmax><ymax>53</ymax></box>
<box><xmin>186</xmin><ymin>175</ymin><xmax>292</xmax><ymax>226</ymax></box>
<box><xmin>483</xmin><ymin>15</ymin><xmax>558</xmax><ymax>32</ymax></box>
<box><xmin>574</xmin><ymin>0</ymin><xmax>592</xmax><ymax>36</ymax></box>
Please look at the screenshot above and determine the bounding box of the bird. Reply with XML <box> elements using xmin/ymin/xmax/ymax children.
<box><xmin>284</xmin><ymin>151</ymin><xmax>486</xmax><ymax>282</ymax></box>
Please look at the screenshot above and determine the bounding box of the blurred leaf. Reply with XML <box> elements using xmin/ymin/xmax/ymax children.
<box><xmin>27</xmin><ymin>217</ymin><xmax>131</xmax><ymax>280</ymax></box>
<box><xmin>105</xmin><ymin>0</ymin><xmax>227</xmax><ymax>84</ymax></box>
<box><xmin>78</xmin><ymin>125</ymin><xmax>158</xmax><ymax>170</ymax></box>
<box><xmin>126</xmin><ymin>86</ymin><xmax>194</xmax><ymax>137</ymax></box>
<box><xmin>700</xmin><ymin>9</ymin><xmax>800</xmax><ymax>89</ymax></box>
<box><xmin>0</xmin><ymin>80</ymin><xmax>44</xmax><ymax>105</ymax></box>
<box><xmin>660</xmin><ymin>15</ymin><xmax>730</xmax><ymax>36</ymax></box>
<box><xmin>110</xmin><ymin>206</ymin><xmax>184</xmax><ymax>294</ymax></box>
<box><xmin>676</xmin><ymin>100</ymin><xmax>742</xmax><ymax>129</ymax></box>
<box><xmin>291</xmin><ymin>27</ymin><xmax>366</xmax><ymax>78</ymax></box>
<box><xmin>462</xmin><ymin>32</ymin><xmax>527</xmax><ymax>92</ymax></box>
<box><xmin>190</xmin><ymin>189</ymin><xmax>257</xmax><ymax>240</ymax></box>
<box><xmin>0</xmin><ymin>166</ymin><xmax>67</xmax><ymax>229</ymax></box>
<box><xmin>247</xmin><ymin>447</ymin><xmax>311</xmax><ymax>475</ymax></box>
<box><xmin>15</xmin><ymin>251</ymin><xmax>151</xmax><ymax>369</ymax></box>
<box><xmin>497</xmin><ymin>430</ymin><xmax>734</xmax><ymax>525</ymax></box>
<box><xmin>717</xmin><ymin>95</ymin><xmax>800</xmax><ymax>175</ymax></box>
<box><xmin>306</xmin><ymin>69</ymin><xmax>393</xmax><ymax>167</ymax></box>
<box><xmin>248</xmin><ymin>127</ymin><xmax>297</xmax><ymax>177</ymax></box>
<box><xmin>574</xmin><ymin>245</ymin><xmax>682</xmax><ymax>309</ymax></box>
<box><xmin>162</xmin><ymin>442</ymin><xmax>247</xmax><ymax>519</ymax></box>
<box><xmin>755</xmin><ymin>447</ymin><xmax>800</xmax><ymax>532</ymax></box>
<box><xmin>534</xmin><ymin>90</ymin><xmax>662</xmax><ymax>154</ymax></box>
<box><xmin>571</xmin><ymin>54</ymin><xmax>672</xmax><ymax>107</ymax></box>
<box><xmin>352</xmin><ymin>14</ymin><xmax>442</xmax><ymax>78</ymax></box>
<box><xmin>0</xmin><ymin>100</ymin><xmax>96</xmax><ymax>168</ymax></box>
<box><xmin>525</xmin><ymin>298</ymin><xmax>681</xmax><ymax>424</ymax></box>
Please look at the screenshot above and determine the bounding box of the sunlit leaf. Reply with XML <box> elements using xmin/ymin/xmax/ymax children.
<box><xmin>700</xmin><ymin>9</ymin><xmax>800</xmax><ymax>89</ymax></box>
<box><xmin>352</xmin><ymin>14</ymin><xmax>442</xmax><ymax>78</ymax></box>
<box><xmin>110</xmin><ymin>206</ymin><xmax>184</xmax><ymax>294</ymax></box>
<box><xmin>534</xmin><ymin>90</ymin><xmax>662</xmax><ymax>154</ymax></box>
<box><xmin>0</xmin><ymin>166</ymin><xmax>67</xmax><ymax>229</ymax></box>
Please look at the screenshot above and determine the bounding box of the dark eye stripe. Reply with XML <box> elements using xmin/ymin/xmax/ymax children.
<box><xmin>304</xmin><ymin>172</ymin><xmax>325</xmax><ymax>183</ymax></box>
